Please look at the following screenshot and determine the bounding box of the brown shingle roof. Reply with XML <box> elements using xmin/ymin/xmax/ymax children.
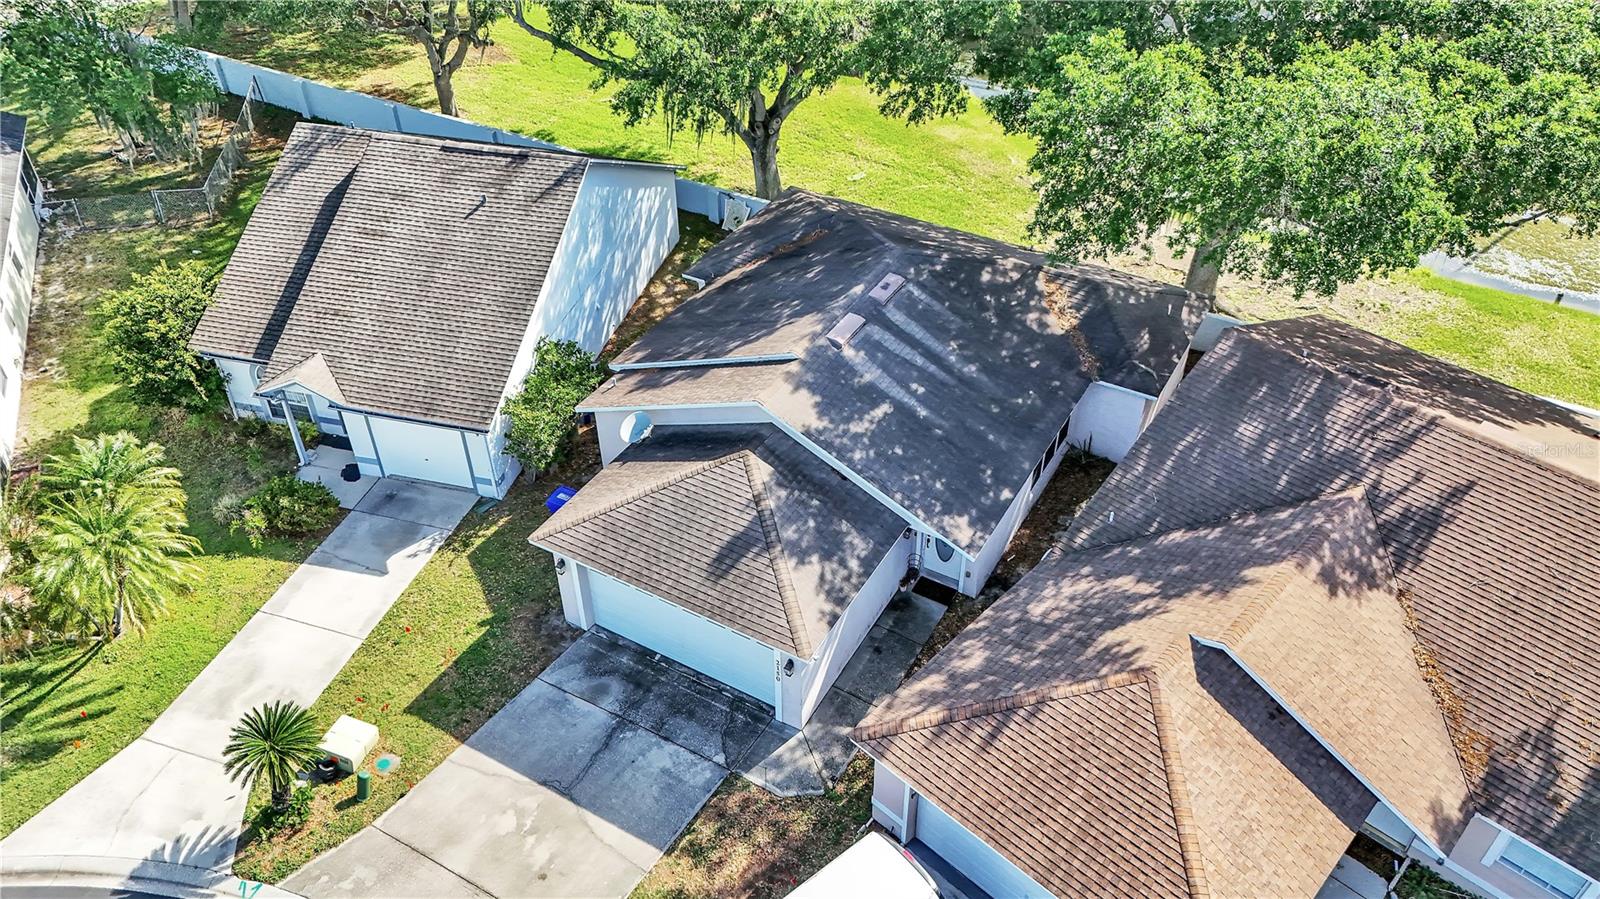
<box><xmin>531</xmin><ymin>425</ymin><xmax>906</xmax><ymax>656</ymax></box>
<box><xmin>1064</xmin><ymin>316</ymin><xmax>1600</xmax><ymax>878</ymax></box>
<box><xmin>191</xmin><ymin>123</ymin><xmax>591</xmax><ymax>429</ymax></box>
<box><xmin>856</xmin><ymin>493</ymin><xmax>1462</xmax><ymax>897</ymax></box>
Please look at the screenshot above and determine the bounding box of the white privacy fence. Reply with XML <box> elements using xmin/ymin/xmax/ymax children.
<box><xmin>194</xmin><ymin>47</ymin><xmax>767</xmax><ymax>224</ymax></box>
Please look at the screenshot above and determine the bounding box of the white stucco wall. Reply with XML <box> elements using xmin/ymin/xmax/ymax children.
<box><xmin>1</xmin><ymin>176</ymin><xmax>39</xmax><ymax>470</ymax></box>
<box><xmin>789</xmin><ymin>532</ymin><xmax>915</xmax><ymax>725</ymax></box>
<box><xmin>500</xmin><ymin>162</ymin><xmax>680</xmax><ymax>409</ymax></box>
<box><xmin>1065</xmin><ymin>381</ymin><xmax>1158</xmax><ymax>463</ymax></box>
<box><xmin>967</xmin><ymin>429</ymin><xmax>1073</xmax><ymax>592</ymax></box>
<box><xmin>871</xmin><ymin>760</ymin><xmax>913</xmax><ymax>840</ymax></box>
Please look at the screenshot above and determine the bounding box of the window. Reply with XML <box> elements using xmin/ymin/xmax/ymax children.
<box><xmin>1490</xmin><ymin>833</ymin><xmax>1590</xmax><ymax>899</ymax></box>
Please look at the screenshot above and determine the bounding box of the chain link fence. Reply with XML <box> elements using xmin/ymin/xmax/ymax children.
<box><xmin>39</xmin><ymin>80</ymin><xmax>264</xmax><ymax>234</ymax></box>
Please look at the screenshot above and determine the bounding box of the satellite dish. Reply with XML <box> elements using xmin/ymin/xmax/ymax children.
<box><xmin>620</xmin><ymin>411</ymin><xmax>653</xmax><ymax>445</ymax></box>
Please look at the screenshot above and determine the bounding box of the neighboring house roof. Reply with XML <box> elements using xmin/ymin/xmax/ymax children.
<box><xmin>584</xmin><ymin>189</ymin><xmax>1209</xmax><ymax>554</ymax></box>
<box><xmin>191</xmin><ymin>122</ymin><xmax>609</xmax><ymax>429</ymax></box>
<box><xmin>1063</xmin><ymin>316</ymin><xmax>1600</xmax><ymax>878</ymax></box>
<box><xmin>856</xmin><ymin>494</ymin><xmax>1456</xmax><ymax>898</ymax></box>
<box><xmin>531</xmin><ymin>425</ymin><xmax>907</xmax><ymax>657</ymax></box>
<box><xmin>0</xmin><ymin>112</ymin><xmax>26</xmax><ymax>257</ymax></box>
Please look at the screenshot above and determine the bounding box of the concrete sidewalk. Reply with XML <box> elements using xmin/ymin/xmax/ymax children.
<box><xmin>1</xmin><ymin>479</ymin><xmax>478</xmax><ymax>887</ymax></box>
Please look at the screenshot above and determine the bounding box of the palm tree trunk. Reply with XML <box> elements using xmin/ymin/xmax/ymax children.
<box><xmin>111</xmin><ymin>576</ymin><xmax>125</xmax><ymax>639</ymax></box>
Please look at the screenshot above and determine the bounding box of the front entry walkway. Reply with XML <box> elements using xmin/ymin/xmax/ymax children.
<box><xmin>0</xmin><ymin>479</ymin><xmax>478</xmax><ymax>894</ymax></box>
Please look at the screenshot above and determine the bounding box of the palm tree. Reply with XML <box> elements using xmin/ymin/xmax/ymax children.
<box><xmin>31</xmin><ymin>490</ymin><xmax>199</xmax><ymax>639</ymax></box>
<box><xmin>41</xmin><ymin>432</ymin><xmax>183</xmax><ymax>507</ymax></box>
<box><xmin>223</xmin><ymin>701</ymin><xmax>324</xmax><ymax>811</ymax></box>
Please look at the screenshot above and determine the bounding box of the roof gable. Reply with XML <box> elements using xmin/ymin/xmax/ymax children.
<box><xmin>192</xmin><ymin>123</ymin><xmax>592</xmax><ymax>428</ymax></box>
<box><xmin>1064</xmin><ymin>318</ymin><xmax>1600</xmax><ymax>877</ymax></box>
<box><xmin>856</xmin><ymin>494</ymin><xmax>1461</xmax><ymax>896</ymax></box>
<box><xmin>532</xmin><ymin>425</ymin><xmax>905</xmax><ymax>655</ymax></box>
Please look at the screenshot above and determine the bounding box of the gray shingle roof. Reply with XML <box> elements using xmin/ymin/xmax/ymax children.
<box><xmin>531</xmin><ymin>424</ymin><xmax>907</xmax><ymax>656</ymax></box>
<box><xmin>587</xmin><ymin>190</ymin><xmax>1209</xmax><ymax>554</ymax></box>
<box><xmin>191</xmin><ymin>123</ymin><xmax>594</xmax><ymax>429</ymax></box>
<box><xmin>857</xmin><ymin>493</ymin><xmax>1459</xmax><ymax>898</ymax></box>
<box><xmin>1063</xmin><ymin>316</ymin><xmax>1600</xmax><ymax>878</ymax></box>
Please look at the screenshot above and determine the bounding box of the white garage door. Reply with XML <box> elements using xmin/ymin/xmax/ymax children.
<box><xmin>366</xmin><ymin>416</ymin><xmax>473</xmax><ymax>488</ymax></box>
<box><xmin>586</xmin><ymin>568</ymin><xmax>776</xmax><ymax>706</ymax></box>
<box><xmin>914</xmin><ymin>794</ymin><xmax>1051</xmax><ymax>899</ymax></box>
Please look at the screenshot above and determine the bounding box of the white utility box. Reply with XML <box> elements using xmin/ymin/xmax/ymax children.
<box><xmin>318</xmin><ymin>715</ymin><xmax>379</xmax><ymax>773</ymax></box>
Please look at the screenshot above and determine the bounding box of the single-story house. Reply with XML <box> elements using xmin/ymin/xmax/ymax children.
<box><xmin>532</xmin><ymin>189</ymin><xmax>1209</xmax><ymax>725</ymax></box>
<box><xmin>0</xmin><ymin>112</ymin><xmax>41</xmax><ymax>473</ymax></box>
<box><xmin>190</xmin><ymin>122</ymin><xmax>680</xmax><ymax>498</ymax></box>
<box><xmin>854</xmin><ymin>316</ymin><xmax>1600</xmax><ymax>899</ymax></box>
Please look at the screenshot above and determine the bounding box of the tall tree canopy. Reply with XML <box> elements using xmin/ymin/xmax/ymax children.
<box><xmin>2</xmin><ymin>0</ymin><xmax>218</xmax><ymax>167</ymax></box>
<box><xmin>977</xmin><ymin>0</ymin><xmax>1600</xmax><ymax>296</ymax></box>
<box><xmin>509</xmin><ymin>0</ymin><xmax>981</xmax><ymax>199</ymax></box>
<box><xmin>202</xmin><ymin>1</ymin><xmax>498</xmax><ymax>117</ymax></box>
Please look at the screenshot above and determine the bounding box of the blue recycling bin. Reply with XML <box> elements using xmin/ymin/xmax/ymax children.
<box><xmin>546</xmin><ymin>485</ymin><xmax>578</xmax><ymax>514</ymax></box>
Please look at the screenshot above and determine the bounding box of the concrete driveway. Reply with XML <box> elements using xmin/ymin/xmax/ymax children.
<box><xmin>1</xmin><ymin>479</ymin><xmax>477</xmax><ymax>886</ymax></box>
<box><xmin>285</xmin><ymin>630</ymin><xmax>771</xmax><ymax>899</ymax></box>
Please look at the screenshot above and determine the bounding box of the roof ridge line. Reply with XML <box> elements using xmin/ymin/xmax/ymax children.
<box><xmin>852</xmin><ymin>669</ymin><xmax>1155</xmax><ymax>743</ymax></box>
<box><xmin>532</xmin><ymin>452</ymin><xmax>745</xmax><ymax>541</ymax></box>
<box><xmin>1143</xmin><ymin>674</ymin><xmax>1211</xmax><ymax>899</ymax></box>
<box><xmin>1235</xmin><ymin>324</ymin><xmax>1600</xmax><ymax>489</ymax></box>
<box><xmin>742</xmin><ymin>449</ymin><xmax>812</xmax><ymax>658</ymax></box>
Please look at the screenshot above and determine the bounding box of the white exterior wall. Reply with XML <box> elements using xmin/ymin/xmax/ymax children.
<box><xmin>343</xmin><ymin>410</ymin><xmax>382</xmax><ymax>478</ymax></box>
<box><xmin>788</xmin><ymin>532</ymin><xmax>915</xmax><ymax>725</ymax></box>
<box><xmin>500</xmin><ymin>162</ymin><xmax>679</xmax><ymax>409</ymax></box>
<box><xmin>215</xmin><ymin>358</ymin><xmax>266</xmax><ymax>417</ymax></box>
<box><xmin>968</xmin><ymin>422</ymin><xmax>1076</xmax><ymax>592</ymax></box>
<box><xmin>1</xmin><ymin>171</ymin><xmax>39</xmax><ymax>470</ymax></box>
<box><xmin>593</xmin><ymin>404</ymin><xmax>770</xmax><ymax>465</ymax></box>
<box><xmin>912</xmin><ymin>792</ymin><xmax>1053</xmax><ymax>899</ymax></box>
<box><xmin>871</xmin><ymin>760</ymin><xmax>914</xmax><ymax>841</ymax></box>
<box><xmin>1065</xmin><ymin>381</ymin><xmax>1159</xmax><ymax>463</ymax></box>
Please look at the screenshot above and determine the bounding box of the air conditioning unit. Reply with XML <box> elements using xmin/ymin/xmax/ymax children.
<box><xmin>722</xmin><ymin>198</ymin><xmax>752</xmax><ymax>231</ymax></box>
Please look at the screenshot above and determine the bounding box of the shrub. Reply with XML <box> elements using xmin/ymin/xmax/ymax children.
<box><xmin>253</xmin><ymin>784</ymin><xmax>314</xmax><ymax>836</ymax></box>
<box><xmin>503</xmin><ymin>338</ymin><xmax>605</xmax><ymax>471</ymax></box>
<box><xmin>231</xmin><ymin>476</ymin><xmax>340</xmax><ymax>547</ymax></box>
<box><xmin>99</xmin><ymin>261</ymin><xmax>224</xmax><ymax>410</ymax></box>
<box><xmin>269</xmin><ymin>418</ymin><xmax>320</xmax><ymax>450</ymax></box>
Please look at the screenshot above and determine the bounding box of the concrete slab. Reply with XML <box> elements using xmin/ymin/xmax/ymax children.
<box><xmin>261</xmin><ymin>512</ymin><xmax>451</xmax><ymax>636</ymax></box>
<box><xmin>834</xmin><ymin>623</ymin><xmax>924</xmax><ymax>708</ymax></box>
<box><xmin>298</xmin><ymin>448</ymin><xmax>377</xmax><ymax>511</ymax></box>
<box><xmin>1</xmin><ymin>738</ymin><xmax>245</xmax><ymax>874</ymax></box>
<box><xmin>540</xmin><ymin>630</ymin><xmax>770</xmax><ymax>766</ymax></box>
<box><xmin>733</xmin><ymin>721</ymin><xmax>825</xmax><ymax>797</ymax></box>
<box><xmin>353</xmin><ymin>478</ymin><xmax>477</xmax><ymax>530</ymax></box>
<box><xmin>301</xmin><ymin>677</ymin><xmax>729</xmax><ymax>899</ymax></box>
<box><xmin>142</xmin><ymin>614</ymin><xmax>360</xmax><ymax>763</ymax></box>
<box><xmin>800</xmin><ymin>689</ymin><xmax>873</xmax><ymax>780</ymax></box>
<box><xmin>879</xmin><ymin>591</ymin><xmax>947</xmax><ymax>644</ymax></box>
<box><xmin>283</xmin><ymin>828</ymin><xmax>489</xmax><ymax>899</ymax></box>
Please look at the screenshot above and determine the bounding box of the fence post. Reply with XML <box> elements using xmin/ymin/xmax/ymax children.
<box><xmin>391</xmin><ymin>103</ymin><xmax>404</xmax><ymax>132</ymax></box>
<box><xmin>213</xmin><ymin>58</ymin><xmax>230</xmax><ymax>95</ymax></box>
<box><xmin>298</xmin><ymin>78</ymin><xmax>315</xmax><ymax>120</ymax></box>
<box><xmin>151</xmin><ymin>191</ymin><xmax>165</xmax><ymax>225</ymax></box>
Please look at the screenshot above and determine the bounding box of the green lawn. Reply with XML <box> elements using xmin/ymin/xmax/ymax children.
<box><xmin>0</xmin><ymin>109</ymin><xmax>331</xmax><ymax>837</ymax></box>
<box><xmin>200</xmin><ymin>19</ymin><xmax>1041</xmax><ymax>245</ymax></box>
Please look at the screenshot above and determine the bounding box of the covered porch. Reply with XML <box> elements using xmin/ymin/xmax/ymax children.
<box><xmin>295</xmin><ymin>445</ymin><xmax>378</xmax><ymax>510</ymax></box>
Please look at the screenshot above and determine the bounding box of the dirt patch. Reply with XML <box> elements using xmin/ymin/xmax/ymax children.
<box><xmin>634</xmin><ymin>756</ymin><xmax>875</xmax><ymax>899</ymax></box>
<box><xmin>601</xmin><ymin>214</ymin><xmax>726</xmax><ymax>362</ymax></box>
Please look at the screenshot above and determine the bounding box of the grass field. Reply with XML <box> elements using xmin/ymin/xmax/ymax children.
<box><xmin>201</xmin><ymin>19</ymin><xmax>1041</xmax><ymax>245</ymax></box>
<box><xmin>0</xmin><ymin>110</ymin><xmax>332</xmax><ymax>838</ymax></box>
